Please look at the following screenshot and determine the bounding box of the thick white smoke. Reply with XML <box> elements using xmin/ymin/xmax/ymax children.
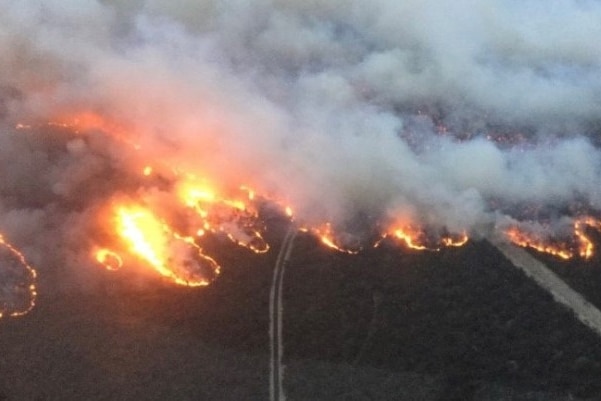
<box><xmin>1</xmin><ymin>0</ymin><xmax>601</xmax><ymax>289</ymax></box>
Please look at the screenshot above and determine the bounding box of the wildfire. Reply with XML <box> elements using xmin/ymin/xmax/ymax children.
<box><xmin>48</xmin><ymin>110</ymin><xmax>273</xmax><ymax>284</ymax></box>
<box><xmin>177</xmin><ymin>178</ymin><xmax>269</xmax><ymax>254</ymax></box>
<box><xmin>0</xmin><ymin>234</ymin><xmax>37</xmax><ymax>319</ymax></box>
<box><xmin>96</xmin><ymin>205</ymin><xmax>220</xmax><ymax>287</ymax></box>
<box><xmin>33</xmin><ymin>110</ymin><xmax>601</xmax><ymax>295</ymax></box>
<box><xmin>41</xmin><ymin>110</ymin><xmax>601</xmax><ymax>295</ymax></box>
<box><xmin>504</xmin><ymin>217</ymin><xmax>601</xmax><ymax>260</ymax></box>
<box><xmin>378</xmin><ymin>223</ymin><xmax>469</xmax><ymax>252</ymax></box>
<box><xmin>574</xmin><ymin>217</ymin><xmax>601</xmax><ymax>259</ymax></box>
<box><xmin>504</xmin><ymin>227</ymin><xmax>573</xmax><ymax>260</ymax></box>
<box><xmin>93</xmin><ymin>176</ymin><xmax>273</xmax><ymax>285</ymax></box>
<box><xmin>442</xmin><ymin>233</ymin><xmax>470</xmax><ymax>248</ymax></box>
<box><xmin>301</xmin><ymin>223</ymin><xmax>361</xmax><ymax>254</ymax></box>
<box><xmin>387</xmin><ymin>226</ymin><xmax>430</xmax><ymax>251</ymax></box>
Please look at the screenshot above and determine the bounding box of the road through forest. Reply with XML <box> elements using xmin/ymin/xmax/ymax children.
<box><xmin>492</xmin><ymin>239</ymin><xmax>601</xmax><ymax>338</ymax></box>
<box><xmin>269</xmin><ymin>225</ymin><xmax>297</xmax><ymax>401</ymax></box>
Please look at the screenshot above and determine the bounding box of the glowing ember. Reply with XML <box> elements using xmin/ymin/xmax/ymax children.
<box><xmin>0</xmin><ymin>234</ymin><xmax>37</xmax><ymax>319</ymax></box>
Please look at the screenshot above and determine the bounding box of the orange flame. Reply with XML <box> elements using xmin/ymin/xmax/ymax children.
<box><xmin>95</xmin><ymin>248</ymin><xmax>123</xmax><ymax>271</ymax></box>
<box><xmin>504</xmin><ymin>217</ymin><xmax>601</xmax><ymax>260</ymax></box>
<box><xmin>379</xmin><ymin>222</ymin><xmax>469</xmax><ymax>252</ymax></box>
<box><xmin>300</xmin><ymin>223</ymin><xmax>361</xmax><ymax>254</ymax></box>
<box><xmin>388</xmin><ymin>226</ymin><xmax>430</xmax><ymax>251</ymax></box>
<box><xmin>177</xmin><ymin>178</ymin><xmax>269</xmax><ymax>254</ymax></box>
<box><xmin>23</xmin><ymin>112</ymin><xmax>485</xmax><ymax>296</ymax></box>
<box><xmin>28</xmin><ymin>112</ymin><xmax>601</xmax><ymax>289</ymax></box>
<box><xmin>109</xmin><ymin>205</ymin><xmax>219</xmax><ymax>287</ymax></box>
<box><xmin>441</xmin><ymin>233</ymin><xmax>470</xmax><ymax>247</ymax></box>
<box><xmin>504</xmin><ymin>227</ymin><xmax>573</xmax><ymax>260</ymax></box>
<box><xmin>574</xmin><ymin>217</ymin><xmax>601</xmax><ymax>259</ymax></box>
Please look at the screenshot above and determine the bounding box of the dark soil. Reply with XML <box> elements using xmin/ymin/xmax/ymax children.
<box><xmin>1</xmin><ymin>217</ymin><xmax>600</xmax><ymax>400</ymax></box>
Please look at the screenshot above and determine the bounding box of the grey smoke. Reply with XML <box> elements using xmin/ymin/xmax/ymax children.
<box><xmin>1</xmin><ymin>0</ymin><xmax>601</xmax><ymax>288</ymax></box>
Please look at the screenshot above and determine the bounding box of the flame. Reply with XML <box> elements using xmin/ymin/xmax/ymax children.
<box><xmin>388</xmin><ymin>226</ymin><xmax>430</xmax><ymax>251</ymax></box>
<box><xmin>240</xmin><ymin>185</ymin><xmax>256</xmax><ymax>201</ymax></box>
<box><xmin>0</xmin><ymin>234</ymin><xmax>37</xmax><ymax>319</ymax></box>
<box><xmin>504</xmin><ymin>217</ymin><xmax>601</xmax><ymax>260</ymax></box>
<box><xmin>441</xmin><ymin>233</ymin><xmax>470</xmax><ymax>247</ymax></box>
<box><xmin>300</xmin><ymin>223</ymin><xmax>361</xmax><ymax>254</ymax></box>
<box><xmin>109</xmin><ymin>205</ymin><xmax>219</xmax><ymax>287</ymax></box>
<box><xmin>95</xmin><ymin>177</ymin><xmax>272</xmax><ymax>285</ymax></box>
<box><xmin>177</xmin><ymin>178</ymin><xmax>269</xmax><ymax>254</ymax></box>
<box><xmin>379</xmin><ymin>222</ymin><xmax>469</xmax><ymax>252</ymax></box>
<box><xmin>504</xmin><ymin>227</ymin><xmax>573</xmax><ymax>260</ymax></box>
<box><xmin>16</xmin><ymin>112</ymin><xmax>483</xmax><ymax>306</ymax></box>
<box><xmin>20</xmin><ymin>111</ymin><xmax>601</xmax><ymax>298</ymax></box>
<box><xmin>574</xmin><ymin>217</ymin><xmax>601</xmax><ymax>259</ymax></box>
<box><xmin>285</xmin><ymin>206</ymin><xmax>294</xmax><ymax>218</ymax></box>
<box><xmin>95</xmin><ymin>248</ymin><xmax>123</xmax><ymax>271</ymax></box>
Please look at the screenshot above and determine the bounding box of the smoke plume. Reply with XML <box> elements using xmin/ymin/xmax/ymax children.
<box><xmin>1</xmin><ymin>0</ymin><xmax>601</xmax><ymax>291</ymax></box>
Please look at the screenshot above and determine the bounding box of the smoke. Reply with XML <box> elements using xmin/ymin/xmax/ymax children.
<box><xmin>1</xmin><ymin>0</ymin><xmax>601</xmax><ymax>288</ymax></box>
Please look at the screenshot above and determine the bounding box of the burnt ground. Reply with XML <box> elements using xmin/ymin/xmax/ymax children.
<box><xmin>1</xmin><ymin>219</ymin><xmax>601</xmax><ymax>400</ymax></box>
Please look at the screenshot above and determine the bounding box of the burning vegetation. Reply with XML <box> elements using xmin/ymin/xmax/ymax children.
<box><xmin>0</xmin><ymin>234</ymin><xmax>37</xmax><ymax>319</ymax></box>
<box><xmin>4</xmin><ymin>0</ymin><xmax>601</xmax><ymax>321</ymax></box>
<box><xmin>3</xmin><ymin>111</ymin><xmax>601</xmax><ymax>320</ymax></box>
<box><xmin>503</xmin><ymin>217</ymin><xmax>601</xmax><ymax>260</ymax></box>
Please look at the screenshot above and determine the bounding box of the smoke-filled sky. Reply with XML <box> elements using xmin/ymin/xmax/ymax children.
<box><xmin>1</xmin><ymin>0</ymin><xmax>601</xmax><ymax>288</ymax></box>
